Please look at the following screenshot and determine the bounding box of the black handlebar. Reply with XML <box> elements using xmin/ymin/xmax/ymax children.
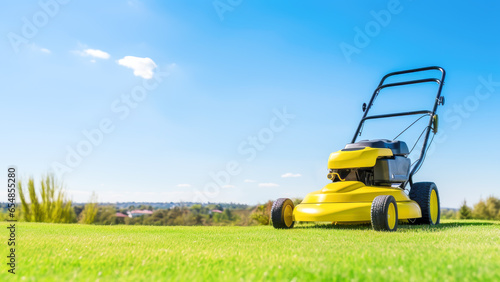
<box><xmin>351</xmin><ymin>66</ymin><xmax>446</xmax><ymax>184</ymax></box>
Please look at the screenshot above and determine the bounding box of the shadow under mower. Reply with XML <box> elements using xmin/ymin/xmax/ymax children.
<box><xmin>272</xmin><ymin>66</ymin><xmax>446</xmax><ymax>232</ymax></box>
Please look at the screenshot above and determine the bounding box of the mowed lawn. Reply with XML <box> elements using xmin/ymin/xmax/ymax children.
<box><xmin>5</xmin><ymin>220</ymin><xmax>500</xmax><ymax>281</ymax></box>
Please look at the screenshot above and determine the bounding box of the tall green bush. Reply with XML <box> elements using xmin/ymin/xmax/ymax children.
<box><xmin>18</xmin><ymin>175</ymin><xmax>74</xmax><ymax>223</ymax></box>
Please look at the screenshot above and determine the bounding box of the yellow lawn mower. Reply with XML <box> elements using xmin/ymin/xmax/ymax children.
<box><xmin>272</xmin><ymin>66</ymin><xmax>446</xmax><ymax>231</ymax></box>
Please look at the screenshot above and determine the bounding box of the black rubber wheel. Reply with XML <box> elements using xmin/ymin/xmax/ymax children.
<box><xmin>371</xmin><ymin>195</ymin><xmax>398</xmax><ymax>232</ymax></box>
<box><xmin>271</xmin><ymin>198</ymin><xmax>295</xmax><ymax>229</ymax></box>
<box><xmin>409</xmin><ymin>182</ymin><xmax>440</xmax><ymax>225</ymax></box>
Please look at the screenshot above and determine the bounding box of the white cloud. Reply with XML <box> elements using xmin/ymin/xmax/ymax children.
<box><xmin>258</xmin><ymin>183</ymin><xmax>279</xmax><ymax>187</ymax></box>
<box><xmin>176</xmin><ymin>184</ymin><xmax>191</xmax><ymax>188</ymax></box>
<box><xmin>244</xmin><ymin>179</ymin><xmax>256</xmax><ymax>183</ymax></box>
<box><xmin>281</xmin><ymin>173</ymin><xmax>302</xmax><ymax>178</ymax></box>
<box><xmin>117</xmin><ymin>56</ymin><xmax>157</xmax><ymax>79</ymax></box>
<box><xmin>29</xmin><ymin>44</ymin><xmax>50</xmax><ymax>54</ymax></box>
<box><xmin>222</xmin><ymin>185</ymin><xmax>235</xmax><ymax>188</ymax></box>
<box><xmin>82</xmin><ymin>48</ymin><xmax>110</xmax><ymax>59</ymax></box>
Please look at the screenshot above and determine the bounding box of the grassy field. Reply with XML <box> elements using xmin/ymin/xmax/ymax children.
<box><xmin>3</xmin><ymin>220</ymin><xmax>500</xmax><ymax>281</ymax></box>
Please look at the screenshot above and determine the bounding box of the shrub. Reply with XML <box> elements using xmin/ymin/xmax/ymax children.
<box><xmin>250</xmin><ymin>201</ymin><xmax>272</xmax><ymax>225</ymax></box>
<box><xmin>79</xmin><ymin>192</ymin><xmax>98</xmax><ymax>224</ymax></box>
<box><xmin>18</xmin><ymin>175</ymin><xmax>74</xmax><ymax>223</ymax></box>
<box><xmin>440</xmin><ymin>208</ymin><xmax>457</xmax><ymax>219</ymax></box>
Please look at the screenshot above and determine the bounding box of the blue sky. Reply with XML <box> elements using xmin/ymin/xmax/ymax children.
<box><xmin>1</xmin><ymin>0</ymin><xmax>499</xmax><ymax>208</ymax></box>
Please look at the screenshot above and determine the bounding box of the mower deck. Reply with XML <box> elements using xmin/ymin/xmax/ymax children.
<box><xmin>293</xmin><ymin>181</ymin><xmax>421</xmax><ymax>223</ymax></box>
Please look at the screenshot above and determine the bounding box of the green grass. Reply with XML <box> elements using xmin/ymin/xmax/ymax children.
<box><xmin>4</xmin><ymin>220</ymin><xmax>500</xmax><ymax>281</ymax></box>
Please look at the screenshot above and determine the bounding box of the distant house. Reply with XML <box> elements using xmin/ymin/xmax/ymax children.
<box><xmin>115</xmin><ymin>212</ymin><xmax>128</xmax><ymax>218</ymax></box>
<box><xmin>211</xmin><ymin>209</ymin><xmax>223</xmax><ymax>214</ymax></box>
<box><xmin>127</xmin><ymin>210</ymin><xmax>154</xmax><ymax>218</ymax></box>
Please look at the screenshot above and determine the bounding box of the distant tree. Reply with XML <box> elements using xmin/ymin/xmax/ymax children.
<box><xmin>473</xmin><ymin>196</ymin><xmax>500</xmax><ymax>220</ymax></box>
<box><xmin>189</xmin><ymin>213</ymin><xmax>205</xmax><ymax>225</ymax></box>
<box><xmin>486</xmin><ymin>196</ymin><xmax>500</xmax><ymax>220</ymax></box>
<box><xmin>93</xmin><ymin>206</ymin><xmax>118</xmax><ymax>225</ymax></box>
<box><xmin>458</xmin><ymin>200</ymin><xmax>472</xmax><ymax>219</ymax></box>
<box><xmin>79</xmin><ymin>192</ymin><xmax>98</xmax><ymax>224</ymax></box>
<box><xmin>166</xmin><ymin>206</ymin><xmax>188</xmax><ymax>225</ymax></box>
<box><xmin>73</xmin><ymin>205</ymin><xmax>84</xmax><ymax>219</ymax></box>
<box><xmin>190</xmin><ymin>204</ymin><xmax>202</xmax><ymax>213</ymax></box>
<box><xmin>473</xmin><ymin>199</ymin><xmax>487</xmax><ymax>219</ymax></box>
<box><xmin>212</xmin><ymin>212</ymin><xmax>221</xmax><ymax>223</ymax></box>
<box><xmin>221</xmin><ymin>208</ymin><xmax>233</xmax><ymax>221</ymax></box>
<box><xmin>118</xmin><ymin>208</ymin><xmax>128</xmax><ymax>214</ymax></box>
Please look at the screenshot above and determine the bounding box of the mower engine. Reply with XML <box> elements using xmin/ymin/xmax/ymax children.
<box><xmin>327</xmin><ymin>139</ymin><xmax>411</xmax><ymax>187</ymax></box>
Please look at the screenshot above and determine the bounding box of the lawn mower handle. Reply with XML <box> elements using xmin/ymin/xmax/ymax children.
<box><xmin>351</xmin><ymin>66</ymin><xmax>446</xmax><ymax>183</ymax></box>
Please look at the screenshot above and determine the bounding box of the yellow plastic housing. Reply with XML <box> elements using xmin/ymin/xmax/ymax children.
<box><xmin>293</xmin><ymin>181</ymin><xmax>422</xmax><ymax>222</ymax></box>
<box><xmin>328</xmin><ymin>147</ymin><xmax>393</xmax><ymax>169</ymax></box>
<box><xmin>302</xmin><ymin>181</ymin><xmax>410</xmax><ymax>203</ymax></box>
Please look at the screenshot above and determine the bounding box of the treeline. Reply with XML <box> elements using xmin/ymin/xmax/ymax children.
<box><xmin>73</xmin><ymin>204</ymin><xmax>256</xmax><ymax>226</ymax></box>
<box><xmin>104</xmin><ymin>202</ymin><xmax>250</xmax><ymax>210</ymax></box>
<box><xmin>3</xmin><ymin>174</ymin><xmax>500</xmax><ymax>225</ymax></box>
<box><xmin>441</xmin><ymin>196</ymin><xmax>500</xmax><ymax>220</ymax></box>
<box><xmin>0</xmin><ymin>174</ymin><xmax>260</xmax><ymax>226</ymax></box>
<box><xmin>0</xmin><ymin>201</ymin><xmax>259</xmax><ymax>226</ymax></box>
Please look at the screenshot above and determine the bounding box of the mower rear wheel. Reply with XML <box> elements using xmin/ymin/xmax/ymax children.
<box><xmin>271</xmin><ymin>198</ymin><xmax>295</xmax><ymax>229</ymax></box>
<box><xmin>371</xmin><ymin>195</ymin><xmax>398</xmax><ymax>232</ymax></box>
<box><xmin>409</xmin><ymin>182</ymin><xmax>440</xmax><ymax>225</ymax></box>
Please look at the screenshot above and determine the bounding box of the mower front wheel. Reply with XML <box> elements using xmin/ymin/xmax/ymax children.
<box><xmin>271</xmin><ymin>198</ymin><xmax>295</xmax><ymax>229</ymax></box>
<box><xmin>371</xmin><ymin>195</ymin><xmax>398</xmax><ymax>232</ymax></box>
